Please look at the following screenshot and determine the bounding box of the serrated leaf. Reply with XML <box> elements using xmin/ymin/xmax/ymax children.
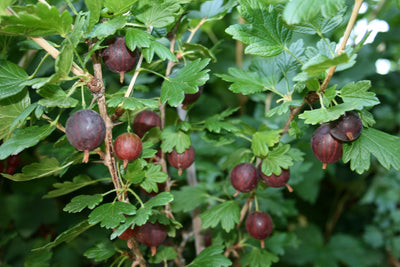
<box><xmin>106</xmin><ymin>96</ymin><xmax>159</xmax><ymax>110</ymax></box>
<box><xmin>0</xmin><ymin>90</ymin><xmax>30</xmax><ymax>140</ymax></box>
<box><xmin>299</xmin><ymin>102</ymin><xmax>354</xmax><ymax>125</ymax></box>
<box><xmin>161</xmin><ymin>59</ymin><xmax>210</xmax><ymax>106</ymax></box>
<box><xmin>187</xmin><ymin>245</ymin><xmax>232</xmax><ymax>267</ymax></box>
<box><xmin>251</xmin><ymin>130</ymin><xmax>282</xmax><ymax>157</ymax></box>
<box><xmin>63</xmin><ymin>194</ymin><xmax>103</xmax><ymax>213</ymax></box>
<box><xmin>265</xmin><ymin>232</ymin><xmax>299</xmax><ymax>256</ymax></box>
<box><xmin>226</xmin><ymin>2</ymin><xmax>291</xmax><ymax>57</ymax></box>
<box><xmin>266</xmin><ymin>100</ymin><xmax>303</xmax><ymax>117</ymax></box>
<box><xmin>149</xmin><ymin>245</ymin><xmax>178</xmax><ymax>264</ymax></box>
<box><xmin>160</xmin><ymin>127</ymin><xmax>191</xmax><ymax>153</ymax></box>
<box><xmin>142</xmin><ymin>40</ymin><xmax>177</xmax><ymax>63</ymax></box>
<box><xmin>339</xmin><ymin>80</ymin><xmax>380</xmax><ymax>109</ymax></box>
<box><xmin>140</xmin><ymin>164</ymin><xmax>168</xmax><ymax>193</ymax></box>
<box><xmin>125</xmin><ymin>28</ymin><xmax>153</xmax><ymax>50</ymax></box>
<box><xmin>84</xmin><ymin>242</ymin><xmax>115</xmax><ymax>262</ymax></box>
<box><xmin>0</xmin><ymin>125</ymin><xmax>56</xmax><ymax>160</ymax></box>
<box><xmin>86</xmin><ymin>16</ymin><xmax>126</xmax><ymax>39</ymax></box>
<box><xmin>104</xmin><ymin>0</ymin><xmax>137</xmax><ymax>16</ymax></box>
<box><xmin>343</xmin><ymin>128</ymin><xmax>400</xmax><ymax>174</ymax></box>
<box><xmin>55</xmin><ymin>41</ymin><xmax>74</xmax><ymax>77</ymax></box>
<box><xmin>204</xmin><ymin>107</ymin><xmax>240</xmax><ymax>133</ymax></box>
<box><xmin>171</xmin><ymin>186</ymin><xmax>208</xmax><ymax>212</ymax></box>
<box><xmin>123</xmin><ymin>160</ymin><xmax>146</xmax><ymax>184</ymax></box>
<box><xmin>189</xmin><ymin>0</ymin><xmax>236</xmax><ymax>20</ymax></box>
<box><xmin>145</xmin><ymin>192</ymin><xmax>174</xmax><ymax>208</ymax></box>
<box><xmin>303</xmin><ymin>53</ymin><xmax>349</xmax><ymax>76</ymax></box>
<box><xmin>37</xmin><ymin>85</ymin><xmax>78</xmax><ymax>108</ymax></box>
<box><xmin>134</xmin><ymin>0</ymin><xmax>182</xmax><ymax>28</ymax></box>
<box><xmin>242</xmin><ymin>247</ymin><xmax>279</xmax><ymax>267</ymax></box>
<box><xmin>200</xmin><ymin>200</ymin><xmax>240</xmax><ymax>232</ymax></box>
<box><xmin>0</xmin><ymin>61</ymin><xmax>29</xmax><ymax>100</ymax></box>
<box><xmin>2</xmin><ymin>157</ymin><xmax>73</xmax><ymax>182</ymax></box>
<box><xmin>88</xmin><ymin>202</ymin><xmax>137</xmax><ymax>229</ymax></box>
<box><xmin>261</xmin><ymin>144</ymin><xmax>294</xmax><ymax>175</ymax></box>
<box><xmin>84</xmin><ymin>0</ymin><xmax>103</xmax><ymax>32</ymax></box>
<box><xmin>32</xmin><ymin>220</ymin><xmax>94</xmax><ymax>251</ymax></box>
<box><xmin>44</xmin><ymin>175</ymin><xmax>106</xmax><ymax>198</ymax></box>
<box><xmin>293</xmin><ymin>13</ymin><xmax>344</xmax><ymax>34</ymax></box>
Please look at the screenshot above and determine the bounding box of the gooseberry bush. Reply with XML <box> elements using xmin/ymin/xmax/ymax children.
<box><xmin>1</xmin><ymin>0</ymin><xmax>400</xmax><ymax>266</ymax></box>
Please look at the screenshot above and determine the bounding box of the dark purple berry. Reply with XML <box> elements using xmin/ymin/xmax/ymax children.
<box><xmin>7</xmin><ymin>154</ymin><xmax>20</xmax><ymax>168</ymax></box>
<box><xmin>246</xmin><ymin>211</ymin><xmax>273</xmax><ymax>248</ymax></box>
<box><xmin>132</xmin><ymin>110</ymin><xmax>161</xmax><ymax>138</ymax></box>
<box><xmin>102</xmin><ymin>36</ymin><xmax>139</xmax><ymax>83</ymax></box>
<box><xmin>134</xmin><ymin>221</ymin><xmax>168</xmax><ymax>256</ymax></box>
<box><xmin>167</xmin><ymin>146</ymin><xmax>195</xmax><ymax>176</ymax></box>
<box><xmin>258</xmin><ymin>166</ymin><xmax>292</xmax><ymax>192</ymax></box>
<box><xmin>329</xmin><ymin>111</ymin><xmax>363</xmax><ymax>141</ymax></box>
<box><xmin>114</xmin><ymin>133</ymin><xmax>142</xmax><ymax>168</ymax></box>
<box><xmin>182</xmin><ymin>86</ymin><xmax>203</xmax><ymax>109</ymax></box>
<box><xmin>230</xmin><ymin>163</ymin><xmax>258</xmax><ymax>196</ymax></box>
<box><xmin>65</xmin><ymin>109</ymin><xmax>106</xmax><ymax>163</ymax></box>
<box><xmin>311</xmin><ymin>124</ymin><xmax>343</xmax><ymax>169</ymax></box>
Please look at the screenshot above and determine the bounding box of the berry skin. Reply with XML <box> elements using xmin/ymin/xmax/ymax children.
<box><xmin>132</xmin><ymin>110</ymin><xmax>161</xmax><ymax>138</ymax></box>
<box><xmin>133</xmin><ymin>221</ymin><xmax>168</xmax><ymax>256</ymax></box>
<box><xmin>329</xmin><ymin>111</ymin><xmax>363</xmax><ymax>142</ymax></box>
<box><xmin>102</xmin><ymin>36</ymin><xmax>139</xmax><ymax>83</ymax></box>
<box><xmin>230</xmin><ymin>163</ymin><xmax>258</xmax><ymax>196</ymax></box>
<box><xmin>258</xmin><ymin>166</ymin><xmax>292</xmax><ymax>192</ymax></box>
<box><xmin>7</xmin><ymin>154</ymin><xmax>20</xmax><ymax>167</ymax></box>
<box><xmin>311</xmin><ymin>124</ymin><xmax>343</xmax><ymax>169</ymax></box>
<box><xmin>114</xmin><ymin>133</ymin><xmax>143</xmax><ymax>168</ymax></box>
<box><xmin>246</xmin><ymin>211</ymin><xmax>273</xmax><ymax>248</ymax></box>
<box><xmin>182</xmin><ymin>86</ymin><xmax>203</xmax><ymax>109</ymax></box>
<box><xmin>65</xmin><ymin>109</ymin><xmax>106</xmax><ymax>163</ymax></box>
<box><xmin>117</xmin><ymin>228</ymin><xmax>135</xmax><ymax>240</ymax></box>
<box><xmin>167</xmin><ymin>146</ymin><xmax>195</xmax><ymax>176</ymax></box>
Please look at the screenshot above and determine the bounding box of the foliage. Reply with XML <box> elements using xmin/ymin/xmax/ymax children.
<box><xmin>1</xmin><ymin>0</ymin><xmax>400</xmax><ymax>266</ymax></box>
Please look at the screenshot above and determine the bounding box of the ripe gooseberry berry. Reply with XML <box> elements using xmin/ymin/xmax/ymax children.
<box><xmin>329</xmin><ymin>111</ymin><xmax>363</xmax><ymax>142</ymax></box>
<box><xmin>114</xmin><ymin>132</ymin><xmax>143</xmax><ymax>168</ymax></box>
<box><xmin>133</xmin><ymin>221</ymin><xmax>168</xmax><ymax>256</ymax></box>
<box><xmin>167</xmin><ymin>146</ymin><xmax>195</xmax><ymax>176</ymax></box>
<box><xmin>132</xmin><ymin>110</ymin><xmax>161</xmax><ymax>138</ymax></box>
<box><xmin>258</xmin><ymin>165</ymin><xmax>292</xmax><ymax>192</ymax></box>
<box><xmin>311</xmin><ymin>124</ymin><xmax>343</xmax><ymax>169</ymax></box>
<box><xmin>246</xmin><ymin>211</ymin><xmax>273</xmax><ymax>248</ymax></box>
<box><xmin>230</xmin><ymin>163</ymin><xmax>259</xmax><ymax>196</ymax></box>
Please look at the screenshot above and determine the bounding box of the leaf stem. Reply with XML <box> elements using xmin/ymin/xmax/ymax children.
<box><xmin>186</xmin><ymin>17</ymin><xmax>207</xmax><ymax>44</ymax></box>
<box><xmin>127</xmin><ymin>188</ymin><xmax>145</xmax><ymax>208</ymax></box>
<box><xmin>284</xmin><ymin>46</ymin><xmax>304</xmax><ymax>66</ymax></box>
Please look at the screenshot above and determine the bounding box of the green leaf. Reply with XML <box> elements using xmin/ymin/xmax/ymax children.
<box><xmin>44</xmin><ymin>175</ymin><xmax>106</xmax><ymax>198</ymax></box>
<box><xmin>160</xmin><ymin>127</ymin><xmax>191</xmax><ymax>153</ymax></box>
<box><xmin>0</xmin><ymin>3</ymin><xmax>72</xmax><ymax>36</ymax></box>
<box><xmin>242</xmin><ymin>247</ymin><xmax>279</xmax><ymax>267</ymax></box>
<box><xmin>187</xmin><ymin>245</ymin><xmax>232</xmax><ymax>267</ymax></box>
<box><xmin>0</xmin><ymin>0</ymin><xmax>14</xmax><ymax>17</ymax></box>
<box><xmin>149</xmin><ymin>245</ymin><xmax>178</xmax><ymax>264</ymax></box>
<box><xmin>55</xmin><ymin>41</ymin><xmax>74</xmax><ymax>77</ymax></box>
<box><xmin>86</xmin><ymin>16</ymin><xmax>126</xmax><ymax>39</ymax></box>
<box><xmin>343</xmin><ymin>128</ymin><xmax>400</xmax><ymax>174</ymax></box>
<box><xmin>84</xmin><ymin>0</ymin><xmax>104</xmax><ymax>32</ymax></box>
<box><xmin>0</xmin><ymin>90</ymin><xmax>30</xmax><ymax>140</ymax></box>
<box><xmin>171</xmin><ymin>186</ymin><xmax>208</xmax><ymax>212</ymax></box>
<box><xmin>63</xmin><ymin>194</ymin><xmax>103</xmax><ymax>213</ymax></box>
<box><xmin>125</xmin><ymin>28</ymin><xmax>153</xmax><ymax>50</ymax></box>
<box><xmin>302</xmin><ymin>53</ymin><xmax>350</xmax><ymax>76</ymax></box>
<box><xmin>293</xmin><ymin>13</ymin><xmax>344</xmax><ymax>35</ymax></box>
<box><xmin>283</xmin><ymin>0</ymin><xmax>345</xmax><ymax>24</ymax></box>
<box><xmin>38</xmin><ymin>85</ymin><xmax>78</xmax><ymax>108</ymax></box>
<box><xmin>0</xmin><ymin>125</ymin><xmax>56</xmax><ymax>160</ymax></box>
<box><xmin>104</xmin><ymin>0</ymin><xmax>137</xmax><ymax>16</ymax></box>
<box><xmin>107</xmin><ymin>96</ymin><xmax>159</xmax><ymax>110</ymax></box>
<box><xmin>161</xmin><ymin>59</ymin><xmax>210</xmax><ymax>106</ymax></box>
<box><xmin>123</xmin><ymin>160</ymin><xmax>146</xmax><ymax>184</ymax></box>
<box><xmin>142</xmin><ymin>40</ymin><xmax>177</xmax><ymax>62</ymax></box>
<box><xmin>200</xmin><ymin>200</ymin><xmax>240</xmax><ymax>232</ymax></box>
<box><xmin>261</xmin><ymin>144</ymin><xmax>294</xmax><ymax>175</ymax></box>
<box><xmin>251</xmin><ymin>130</ymin><xmax>282</xmax><ymax>157</ymax></box>
<box><xmin>145</xmin><ymin>192</ymin><xmax>174</xmax><ymax>208</ymax></box>
<box><xmin>339</xmin><ymin>80</ymin><xmax>380</xmax><ymax>109</ymax></box>
<box><xmin>2</xmin><ymin>157</ymin><xmax>72</xmax><ymax>182</ymax></box>
<box><xmin>299</xmin><ymin>102</ymin><xmax>354</xmax><ymax>125</ymax></box>
<box><xmin>189</xmin><ymin>0</ymin><xmax>236</xmax><ymax>20</ymax></box>
<box><xmin>84</xmin><ymin>242</ymin><xmax>115</xmax><ymax>262</ymax></box>
<box><xmin>266</xmin><ymin>100</ymin><xmax>303</xmax><ymax>117</ymax></box>
<box><xmin>0</xmin><ymin>61</ymin><xmax>29</xmax><ymax>100</ymax></box>
<box><xmin>226</xmin><ymin>2</ymin><xmax>291</xmax><ymax>57</ymax></box>
<box><xmin>204</xmin><ymin>107</ymin><xmax>240</xmax><ymax>133</ymax></box>
<box><xmin>134</xmin><ymin>0</ymin><xmax>182</xmax><ymax>28</ymax></box>
<box><xmin>182</xmin><ymin>43</ymin><xmax>217</xmax><ymax>62</ymax></box>
<box><xmin>88</xmin><ymin>202</ymin><xmax>137</xmax><ymax>229</ymax></box>
<box><xmin>265</xmin><ymin>232</ymin><xmax>299</xmax><ymax>256</ymax></box>
<box><xmin>32</xmin><ymin>220</ymin><xmax>94</xmax><ymax>251</ymax></box>
<box><xmin>140</xmin><ymin>164</ymin><xmax>168</xmax><ymax>193</ymax></box>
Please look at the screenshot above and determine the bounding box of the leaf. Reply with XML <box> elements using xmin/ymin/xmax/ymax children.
<box><xmin>160</xmin><ymin>127</ymin><xmax>191</xmax><ymax>153</ymax></box>
<box><xmin>241</xmin><ymin>247</ymin><xmax>279</xmax><ymax>267</ymax></box>
<box><xmin>88</xmin><ymin>202</ymin><xmax>137</xmax><ymax>229</ymax></box>
<box><xmin>104</xmin><ymin>0</ymin><xmax>137</xmax><ymax>16</ymax></box>
<box><xmin>226</xmin><ymin>1</ymin><xmax>291</xmax><ymax>57</ymax></box>
<box><xmin>86</xmin><ymin>16</ymin><xmax>126</xmax><ymax>39</ymax></box>
<box><xmin>125</xmin><ymin>28</ymin><xmax>153</xmax><ymax>50</ymax></box>
<box><xmin>2</xmin><ymin>157</ymin><xmax>72</xmax><ymax>182</ymax></box>
<box><xmin>342</xmin><ymin>128</ymin><xmax>400</xmax><ymax>174</ymax></box>
<box><xmin>84</xmin><ymin>242</ymin><xmax>115</xmax><ymax>262</ymax></box>
<box><xmin>84</xmin><ymin>0</ymin><xmax>103</xmax><ymax>31</ymax></box>
<box><xmin>0</xmin><ymin>125</ymin><xmax>56</xmax><ymax>160</ymax></box>
<box><xmin>293</xmin><ymin>13</ymin><xmax>344</xmax><ymax>35</ymax></box>
<box><xmin>187</xmin><ymin>245</ymin><xmax>232</xmax><ymax>267</ymax></box>
<box><xmin>161</xmin><ymin>59</ymin><xmax>210</xmax><ymax>107</ymax></box>
<box><xmin>339</xmin><ymin>80</ymin><xmax>380</xmax><ymax>109</ymax></box>
<box><xmin>261</xmin><ymin>144</ymin><xmax>294</xmax><ymax>175</ymax></box>
<box><xmin>55</xmin><ymin>41</ymin><xmax>74</xmax><ymax>77</ymax></box>
<box><xmin>142</xmin><ymin>40</ymin><xmax>177</xmax><ymax>62</ymax></box>
<box><xmin>204</xmin><ymin>107</ymin><xmax>240</xmax><ymax>133</ymax></box>
<box><xmin>189</xmin><ymin>0</ymin><xmax>236</xmax><ymax>20</ymax></box>
<box><xmin>43</xmin><ymin>175</ymin><xmax>106</xmax><ymax>198</ymax></box>
<box><xmin>140</xmin><ymin>164</ymin><xmax>168</xmax><ymax>193</ymax></box>
<box><xmin>149</xmin><ymin>246</ymin><xmax>178</xmax><ymax>264</ymax></box>
<box><xmin>283</xmin><ymin>0</ymin><xmax>345</xmax><ymax>24</ymax></box>
<box><xmin>37</xmin><ymin>85</ymin><xmax>79</xmax><ymax>108</ymax></box>
<box><xmin>134</xmin><ymin>0</ymin><xmax>183</xmax><ymax>28</ymax></box>
<box><xmin>32</xmin><ymin>220</ymin><xmax>94</xmax><ymax>251</ymax></box>
<box><xmin>265</xmin><ymin>232</ymin><xmax>299</xmax><ymax>256</ymax></box>
<box><xmin>106</xmin><ymin>96</ymin><xmax>159</xmax><ymax>110</ymax></box>
<box><xmin>0</xmin><ymin>0</ymin><xmax>14</xmax><ymax>17</ymax></box>
<box><xmin>251</xmin><ymin>130</ymin><xmax>282</xmax><ymax>157</ymax></box>
<box><xmin>266</xmin><ymin>100</ymin><xmax>303</xmax><ymax>117</ymax></box>
<box><xmin>200</xmin><ymin>200</ymin><xmax>240</xmax><ymax>232</ymax></box>
<box><xmin>299</xmin><ymin>102</ymin><xmax>354</xmax><ymax>125</ymax></box>
<box><xmin>302</xmin><ymin>53</ymin><xmax>350</xmax><ymax>76</ymax></box>
<box><xmin>171</xmin><ymin>186</ymin><xmax>208</xmax><ymax>212</ymax></box>
<box><xmin>63</xmin><ymin>194</ymin><xmax>103</xmax><ymax>213</ymax></box>
<box><xmin>0</xmin><ymin>61</ymin><xmax>29</xmax><ymax>100</ymax></box>
<box><xmin>123</xmin><ymin>160</ymin><xmax>146</xmax><ymax>184</ymax></box>
<box><xmin>0</xmin><ymin>3</ymin><xmax>72</xmax><ymax>36</ymax></box>
<box><xmin>0</xmin><ymin>90</ymin><xmax>30</xmax><ymax>140</ymax></box>
<box><xmin>145</xmin><ymin>192</ymin><xmax>174</xmax><ymax>208</ymax></box>
<box><xmin>182</xmin><ymin>43</ymin><xmax>217</xmax><ymax>62</ymax></box>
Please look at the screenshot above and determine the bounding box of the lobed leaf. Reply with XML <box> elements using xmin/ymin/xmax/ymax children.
<box><xmin>160</xmin><ymin>127</ymin><xmax>191</xmax><ymax>153</ymax></box>
<box><xmin>63</xmin><ymin>194</ymin><xmax>103</xmax><ymax>213</ymax></box>
<box><xmin>261</xmin><ymin>144</ymin><xmax>294</xmax><ymax>175</ymax></box>
<box><xmin>187</xmin><ymin>245</ymin><xmax>232</xmax><ymax>267</ymax></box>
<box><xmin>200</xmin><ymin>200</ymin><xmax>240</xmax><ymax>232</ymax></box>
<box><xmin>171</xmin><ymin>186</ymin><xmax>208</xmax><ymax>212</ymax></box>
<box><xmin>241</xmin><ymin>247</ymin><xmax>279</xmax><ymax>267</ymax></box>
<box><xmin>84</xmin><ymin>242</ymin><xmax>116</xmax><ymax>262</ymax></box>
<box><xmin>0</xmin><ymin>61</ymin><xmax>29</xmax><ymax>100</ymax></box>
<box><xmin>134</xmin><ymin>0</ymin><xmax>183</xmax><ymax>28</ymax></box>
<box><xmin>37</xmin><ymin>85</ymin><xmax>78</xmax><ymax>108</ymax></box>
<box><xmin>88</xmin><ymin>202</ymin><xmax>137</xmax><ymax>229</ymax></box>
